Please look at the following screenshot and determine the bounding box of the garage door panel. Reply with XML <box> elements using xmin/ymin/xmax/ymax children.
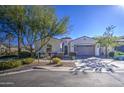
<box><xmin>74</xmin><ymin>45</ymin><xmax>95</xmax><ymax>56</ymax></box>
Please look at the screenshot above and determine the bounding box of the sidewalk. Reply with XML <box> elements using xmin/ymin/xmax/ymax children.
<box><xmin>35</xmin><ymin>66</ymin><xmax>72</xmax><ymax>71</ymax></box>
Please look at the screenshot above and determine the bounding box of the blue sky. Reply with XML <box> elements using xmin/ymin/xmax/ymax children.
<box><xmin>54</xmin><ymin>5</ymin><xmax>124</xmax><ymax>39</ymax></box>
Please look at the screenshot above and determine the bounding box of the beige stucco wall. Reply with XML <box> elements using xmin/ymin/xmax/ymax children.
<box><xmin>35</xmin><ymin>38</ymin><xmax>62</xmax><ymax>54</ymax></box>
<box><xmin>95</xmin><ymin>43</ymin><xmax>100</xmax><ymax>56</ymax></box>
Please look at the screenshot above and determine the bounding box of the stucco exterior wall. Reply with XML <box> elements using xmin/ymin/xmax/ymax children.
<box><xmin>35</xmin><ymin>38</ymin><xmax>62</xmax><ymax>54</ymax></box>
<box><xmin>35</xmin><ymin>36</ymin><xmax>101</xmax><ymax>56</ymax></box>
<box><xmin>95</xmin><ymin>44</ymin><xmax>100</xmax><ymax>56</ymax></box>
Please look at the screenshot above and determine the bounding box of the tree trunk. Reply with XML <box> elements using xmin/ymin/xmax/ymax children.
<box><xmin>30</xmin><ymin>45</ymin><xmax>33</xmax><ymax>57</ymax></box>
<box><xmin>8</xmin><ymin>38</ymin><xmax>11</xmax><ymax>55</ymax></box>
<box><xmin>105</xmin><ymin>46</ymin><xmax>108</xmax><ymax>58</ymax></box>
<box><xmin>18</xmin><ymin>29</ymin><xmax>22</xmax><ymax>57</ymax></box>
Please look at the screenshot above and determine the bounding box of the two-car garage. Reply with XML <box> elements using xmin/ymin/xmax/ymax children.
<box><xmin>74</xmin><ymin>45</ymin><xmax>95</xmax><ymax>56</ymax></box>
<box><xmin>69</xmin><ymin>36</ymin><xmax>99</xmax><ymax>57</ymax></box>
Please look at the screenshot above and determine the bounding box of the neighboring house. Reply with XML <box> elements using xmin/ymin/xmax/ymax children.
<box><xmin>0</xmin><ymin>44</ymin><xmax>7</xmax><ymax>55</ymax></box>
<box><xmin>115</xmin><ymin>38</ymin><xmax>124</xmax><ymax>52</ymax></box>
<box><xmin>35</xmin><ymin>36</ymin><xmax>101</xmax><ymax>57</ymax></box>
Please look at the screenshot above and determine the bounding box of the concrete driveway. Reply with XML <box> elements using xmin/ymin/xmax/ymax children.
<box><xmin>0</xmin><ymin>69</ymin><xmax>124</xmax><ymax>87</ymax></box>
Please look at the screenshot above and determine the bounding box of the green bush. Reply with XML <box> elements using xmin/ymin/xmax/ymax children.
<box><xmin>114</xmin><ymin>51</ymin><xmax>124</xmax><ymax>57</ymax></box>
<box><xmin>19</xmin><ymin>51</ymin><xmax>31</xmax><ymax>58</ymax></box>
<box><xmin>52</xmin><ymin>57</ymin><xmax>62</xmax><ymax>65</ymax></box>
<box><xmin>0</xmin><ymin>60</ymin><xmax>22</xmax><ymax>70</ymax></box>
<box><xmin>21</xmin><ymin>58</ymin><xmax>34</xmax><ymax>64</ymax></box>
<box><xmin>109</xmin><ymin>52</ymin><xmax>115</xmax><ymax>58</ymax></box>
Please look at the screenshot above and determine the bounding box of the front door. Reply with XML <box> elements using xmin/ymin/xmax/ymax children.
<box><xmin>64</xmin><ymin>46</ymin><xmax>68</xmax><ymax>55</ymax></box>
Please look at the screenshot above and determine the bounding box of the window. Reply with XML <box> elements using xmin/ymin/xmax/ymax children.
<box><xmin>46</xmin><ymin>44</ymin><xmax>52</xmax><ymax>53</ymax></box>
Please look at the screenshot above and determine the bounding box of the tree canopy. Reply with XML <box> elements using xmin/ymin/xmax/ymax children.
<box><xmin>96</xmin><ymin>25</ymin><xmax>118</xmax><ymax>57</ymax></box>
<box><xmin>0</xmin><ymin>5</ymin><xmax>69</xmax><ymax>57</ymax></box>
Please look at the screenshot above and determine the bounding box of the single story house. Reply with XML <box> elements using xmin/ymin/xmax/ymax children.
<box><xmin>35</xmin><ymin>36</ymin><xmax>103</xmax><ymax>57</ymax></box>
<box><xmin>35</xmin><ymin>36</ymin><xmax>124</xmax><ymax>58</ymax></box>
<box><xmin>0</xmin><ymin>44</ymin><xmax>7</xmax><ymax>54</ymax></box>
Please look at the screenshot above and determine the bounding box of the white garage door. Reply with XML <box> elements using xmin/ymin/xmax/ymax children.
<box><xmin>74</xmin><ymin>45</ymin><xmax>95</xmax><ymax>56</ymax></box>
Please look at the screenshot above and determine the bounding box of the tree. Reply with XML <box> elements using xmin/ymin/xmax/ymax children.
<box><xmin>5</xmin><ymin>32</ymin><xmax>15</xmax><ymax>55</ymax></box>
<box><xmin>0</xmin><ymin>6</ymin><xmax>69</xmax><ymax>58</ymax></box>
<box><xmin>0</xmin><ymin>5</ymin><xmax>26</xmax><ymax>57</ymax></box>
<box><xmin>33</xmin><ymin>6</ymin><xmax>69</xmax><ymax>53</ymax></box>
<box><xmin>22</xmin><ymin>6</ymin><xmax>69</xmax><ymax>55</ymax></box>
<box><xmin>97</xmin><ymin>25</ymin><xmax>118</xmax><ymax>57</ymax></box>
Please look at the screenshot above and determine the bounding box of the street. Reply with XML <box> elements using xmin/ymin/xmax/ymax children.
<box><xmin>0</xmin><ymin>69</ymin><xmax>124</xmax><ymax>87</ymax></box>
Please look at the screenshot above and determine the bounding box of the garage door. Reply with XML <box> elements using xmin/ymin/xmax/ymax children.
<box><xmin>74</xmin><ymin>45</ymin><xmax>95</xmax><ymax>56</ymax></box>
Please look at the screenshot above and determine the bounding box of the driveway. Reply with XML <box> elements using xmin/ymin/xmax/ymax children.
<box><xmin>0</xmin><ymin>69</ymin><xmax>124</xmax><ymax>87</ymax></box>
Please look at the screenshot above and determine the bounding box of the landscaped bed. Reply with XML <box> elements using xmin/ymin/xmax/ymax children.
<box><xmin>0</xmin><ymin>58</ymin><xmax>34</xmax><ymax>70</ymax></box>
<box><xmin>0</xmin><ymin>58</ymin><xmax>75</xmax><ymax>74</ymax></box>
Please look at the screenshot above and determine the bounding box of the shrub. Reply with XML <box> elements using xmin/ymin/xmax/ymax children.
<box><xmin>0</xmin><ymin>60</ymin><xmax>22</xmax><ymax>70</ymax></box>
<box><xmin>109</xmin><ymin>52</ymin><xmax>115</xmax><ymax>58</ymax></box>
<box><xmin>52</xmin><ymin>57</ymin><xmax>62</xmax><ymax>65</ymax></box>
<box><xmin>21</xmin><ymin>58</ymin><xmax>34</xmax><ymax>64</ymax></box>
<box><xmin>19</xmin><ymin>51</ymin><xmax>31</xmax><ymax>58</ymax></box>
<box><xmin>0</xmin><ymin>55</ymin><xmax>18</xmax><ymax>59</ymax></box>
<box><xmin>114</xmin><ymin>51</ymin><xmax>124</xmax><ymax>57</ymax></box>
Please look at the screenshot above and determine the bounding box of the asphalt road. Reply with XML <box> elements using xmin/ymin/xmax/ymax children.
<box><xmin>0</xmin><ymin>69</ymin><xmax>124</xmax><ymax>87</ymax></box>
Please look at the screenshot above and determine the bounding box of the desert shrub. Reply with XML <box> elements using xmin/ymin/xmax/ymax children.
<box><xmin>21</xmin><ymin>58</ymin><xmax>34</xmax><ymax>64</ymax></box>
<box><xmin>52</xmin><ymin>57</ymin><xmax>62</xmax><ymax>65</ymax></box>
<box><xmin>19</xmin><ymin>51</ymin><xmax>31</xmax><ymax>58</ymax></box>
<box><xmin>0</xmin><ymin>60</ymin><xmax>22</xmax><ymax>70</ymax></box>
<box><xmin>109</xmin><ymin>52</ymin><xmax>115</xmax><ymax>58</ymax></box>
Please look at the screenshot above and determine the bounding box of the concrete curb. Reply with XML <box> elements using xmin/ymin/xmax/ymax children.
<box><xmin>35</xmin><ymin>66</ymin><xmax>73</xmax><ymax>71</ymax></box>
<box><xmin>34</xmin><ymin>66</ymin><xmax>124</xmax><ymax>73</ymax></box>
<box><xmin>0</xmin><ymin>69</ymin><xmax>34</xmax><ymax>76</ymax></box>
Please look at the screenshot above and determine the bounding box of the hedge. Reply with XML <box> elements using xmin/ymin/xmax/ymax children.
<box><xmin>0</xmin><ymin>58</ymin><xmax>34</xmax><ymax>70</ymax></box>
<box><xmin>114</xmin><ymin>51</ymin><xmax>124</xmax><ymax>57</ymax></box>
<box><xmin>0</xmin><ymin>60</ymin><xmax>22</xmax><ymax>70</ymax></box>
<box><xmin>21</xmin><ymin>58</ymin><xmax>34</xmax><ymax>64</ymax></box>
